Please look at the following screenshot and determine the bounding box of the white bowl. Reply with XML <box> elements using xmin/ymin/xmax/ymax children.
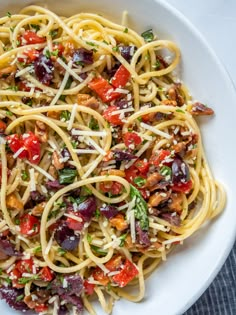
<box><xmin>1</xmin><ymin>0</ymin><xmax>236</xmax><ymax>314</ymax></box>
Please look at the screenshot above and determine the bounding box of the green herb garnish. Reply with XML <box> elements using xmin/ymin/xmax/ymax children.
<box><xmin>133</xmin><ymin>176</ymin><xmax>146</xmax><ymax>187</ymax></box>
<box><xmin>124</xmin><ymin>27</ymin><xmax>128</xmax><ymax>33</ymax></box>
<box><xmin>6</xmin><ymin>86</ymin><xmax>18</xmax><ymax>92</ymax></box>
<box><xmin>95</xmin><ymin>208</ymin><xmax>101</xmax><ymax>219</ymax></box>
<box><xmin>16</xmin><ymin>294</ymin><xmax>24</xmax><ymax>302</ymax></box>
<box><xmin>141</xmin><ymin>29</ymin><xmax>154</xmax><ymax>42</ymax></box>
<box><xmin>58</xmin><ymin>247</ymin><xmax>67</xmax><ymax>256</ymax></box>
<box><xmin>33</xmin><ymin>246</ymin><xmax>42</xmax><ymax>253</ymax></box>
<box><xmin>160</xmin><ymin>165</ymin><xmax>172</xmax><ymax>176</ymax></box>
<box><xmin>7</xmin><ymin>12</ymin><xmax>11</xmax><ymax>18</ymax></box>
<box><xmin>89</xmin><ymin>117</ymin><xmax>99</xmax><ymax>130</ymax></box>
<box><xmin>112</xmin><ymin>46</ymin><xmax>119</xmax><ymax>52</ymax></box>
<box><xmin>176</xmin><ymin>109</ymin><xmax>185</xmax><ymax>113</ymax></box>
<box><xmin>119</xmin><ymin>233</ymin><xmax>128</xmax><ymax>247</ymax></box>
<box><xmin>49</xmin><ymin>30</ymin><xmax>58</xmax><ymax>38</ymax></box>
<box><xmin>30</xmin><ymin>24</ymin><xmax>40</xmax><ymax>31</ymax></box>
<box><xmin>130</xmin><ymin>184</ymin><xmax>149</xmax><ymax>230</ymax></box>
<box><xmin>60</xmin><ymin>110</ymin><xmax>71</xmax><ymax>121</ymax></box>
<box><xmin>87</xmin><ymin>234</ymin><xmax>92</xmax><ymax>244</ymax></box>
<box><xmin>91</xmin><ymin>245</ymin><xmax>107</xmax><ymax>256</ymax></box>
<box><xmin>21</xmin><ymin>170</ymin><xmax>29</xmax><ymax>181</ymax></box>
<box><xmin>58</xmin><ymin>168</ymin><xmax>78</xmax><ymax>184</ymax></box>
<box><xmin>18</xmin><ymin>275</ymin><xmax>39</xmax><ymax>284</ymax></box>
<box><xmin>6</xmin><ymin>110</ymin><xmax>13</xmax><ymax>116</ymax></box>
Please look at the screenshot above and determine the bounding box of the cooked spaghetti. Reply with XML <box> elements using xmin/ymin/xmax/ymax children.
<box><xmin>0</xmin><ymin>5</ymin><xmax>225</xmax><ymax>315</ymax></box>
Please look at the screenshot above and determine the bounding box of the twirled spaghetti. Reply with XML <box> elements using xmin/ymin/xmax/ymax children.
<box><xmin>0</xmin><ymin>6</ymin><xmax>225</xmax><ymax>315</ymax></box>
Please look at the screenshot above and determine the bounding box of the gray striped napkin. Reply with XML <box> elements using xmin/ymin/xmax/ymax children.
<box><xmin>184</xmin><ymin>241</ymin><xmax>236</xmax><ymax>315</ymax></box>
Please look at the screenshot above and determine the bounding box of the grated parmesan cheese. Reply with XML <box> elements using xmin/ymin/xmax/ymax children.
<box><xmin>73</xmin><ymin>149</ymin><xmax>99</xmax><ymax>154</ymax></box>
<box><xmin>67</xmin><ymin>104</ymin><xmax>78</xmax><ymax>131</ymax></box>
<box><xmin>71</xmin><ymin>129</ymin><xmax>106</xmax><ymax>137</ymax></box>
<box><xmin>129</xmin><ymin>210</ymin><xmax>136</xmax><ymax>243</ymax></box>
<box><xmin>56</xmin><ymin>58</ymin><xmax>83</xmax><ymax>82</ymax></box>
<box><xmin>15</xmin><ymin>66</ymin><xmax>34</xmax><ymax>78</ymax></box>
<box><xmin>26</xmin><ymin>161</ymin><xmax>55</xmax><ymax>181</ymax></box>
<box><xmin>84</xmin><ymin>137</ymin><xmax>106</xmax><ymax>156</ymax></box>
<box><xmin>29</xmin><ymin>168</ymin><xmax>36</xmax><ymax>191</ymax></box>
<box><xmin>140</xmin><ymin>122</ymin><xmax>172</xmax><ymax>139</ymax></box>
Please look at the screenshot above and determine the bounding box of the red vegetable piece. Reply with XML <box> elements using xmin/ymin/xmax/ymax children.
<box><xmin>66</xmin><ymin>211</ymin><xmax>85</xmax><ymax>231</ymax></box>
<box><xmin>172</xmin><ymin>179</ymin><xmax>193</xmax><ymax>193</ymax></box>
<box><xmin>23</xmin><ymin>131</ymin><xmax>41</xmax><ymax>164</ymax></box>
<box><xmin>103</xmin><ymin>106</ymin><xmax>123</xmax><ymax>126</ymax></box>
<box><xmin>150</xmin><ymin>149</ymin><xmax>171</xmax><ymax>166</ymax></box>
<box><xmin>123</xmin><ymin>132</ymin><xmax>142</xmax><ymax>148</ymax></box>
<box><xmin>18</xmin><ymin>49</ymin><xmax>40</xmax><ymax>64</ymax></box>
<box><xmin>39</xmin><ymin>266</ymin><xmax>54</xmax><ymax>282</ymax></box>
<box><xmin>35</xmin><ymin>304</ymin><xmax>48</xmax><ymax>313</ymax></box>
<box><xmin>92</xmin><ymin>267</ymin><xmax>110</xmax><ymax>285</ymax></box>
<box><xmin>16</xmin><ymin>258</ymin><xmax>34</xmax><ymax>274</ymax></box>
<box><xmin>112</xmin><ymin>259</ymin><xmax>139</xmax><ymax>287</ymax></box>
<box><xmin>88</xmin><ymin>77</ymin><xmax>120</xmax><ymax>102</ymax></box>
<box><xmin>6</xmin><ymin>134</ymin><xmax>28</xmax><ymax>159</ymax></box>
<box><xmin>84</xmin><ymin>280</ymin><xmax>95</xmax><ymax>295</ymax></box>
<box><xmin>99</xmin><ymin>181</ymin><xmax>123</xmax><ymax>195</ymax></box>
<box><xmin>20</xmin><ymin>214</ymin><xmax>40</xmax><ymax>236</ymax></box>
<box><xmin>111</xmin><ymin>65</ymin><xmax>130</xmax><ymax>88</ymax></box>
<box><xmin>134</xmin><ymin>159</ymin><xmax>149</xmax><ymax>174</ymax></box>
<box><xmin>22</xmin><ymin>31</ymin><xmax>46</xmax><ymax>45</ymax></box>
<box><xmin>10</xmin><ymin>269</ymin><xmax>24</xmax><ymax>289</ymax></box>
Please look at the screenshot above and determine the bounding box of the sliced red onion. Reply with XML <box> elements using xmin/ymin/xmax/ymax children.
<box><xmin>61</xmin><ymin>294</ymin><xmax>83</xmax><ymax>313</ymax></box>
<box><xmin>135</xmin><ymin>222</ymin><xmax>151</xmax><ymax>247</ymax></box>
<box><xmin>46</xmin><ymin>180</ymin><xmax>65</xmax><ymax>191</ymax></box>
<box><xmin>118</xmin><ymin>45</ymin><xmax>137</xmax><ymax>62</ymax></box>
<box><xmin>30</xmin><ymin>190</ymin><xmax>46</xmax><ymax>202</ymax></box>
<box><xmin>34</xmin><ymin>54</ymin><xmax>54</xmax><ymax>85</ymax></box>
<box><xmin>100</xmin><ymin>205</ymin><xmax>118</xmax><ymax>219</ymax></box>
<box><xmin>77</xmin><ymin>196</ymin><xmax>97</xmax><ymax>221</ymax></box>
<box><xmin>52</xmin><ymin>274</ymin><xmax>83</xmax><ymax>296</ymax></box>
<box><xmin>0</xmin><ymin>238</ymin><xmax>21</xmax><ymax>257</ymax></box>
<box><xmin>73</xmin><ymin>48</ymin><xmax>93</xmax><ymax>65</ymax></box>
<box><xmin>113</xmin><ymin>150</ymin><xmax>136</xmax><ymax>161</ymax></box>
<box><xmin>160</xmin><ymin>212</ymin><xmax>181</xmax><ymax>226</ymax></box>
<box><xmin>0</xmin><ymin>287</ymin><xmax>29</xmax><ymax>312</ymax></box>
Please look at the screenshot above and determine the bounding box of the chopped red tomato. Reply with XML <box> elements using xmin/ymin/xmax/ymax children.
<box><xmin>105</xmin><ymin>255</ymin><xmax>123</xmax><ymax>271</ymax></box>
<box><xmin>150</xmin><ymin>149</ymin><xmax>171</xmax><ymax>166</ymax></box>
<box><xmin>112</xmin><ymin>259</ymin><xmax>139</xmax><ymax>287</ymax></box>
<box><xmin>20</xmin><ymin>214</ymin><xmax>40</xmax><ymax>237</ymax></box>
<box><xmin>84</xmin><ymin>280</ymin><xmax>95</xmax><ymax>295</ymax></box>
<box><xmin>111</xmin><ymin>65</ymin><xmax>130</xmax><ymax>88</ymax></box>
<box><xmin>52</xmin><ymin>43</ymin><xmax>64</xmax><ymax>56</ymax></box>
<box><xmin>39</xmin><ymin>266</ymin><xmax>54</xmax><ymax>281</ymax></box>
<box><xmin>66</xmin><ymin>211</ymin><xmax>85</xmax><ymax>231</ymax></box>
<box><xmin>0</xmin><ymin>120</ymin><xmax>6</xmax><ymax>133</ymax></box>
<box><xmin>16</xmin><ymin>258</ymin><xmax>34</xmax><ymax>274</ymax></box>
<box><xmin>92</xmin><ymin>267</ymin><xmax>110</xmax><ymax>285</ymax></box>
<box><xmin>123</xmin><ymin>132</ymin><xmax>142</xmax><ymax>148</ymax></box>
<box><xmin>18</xmin><ymin>81</ymin><xmax>31</xmax><ymax>92</ymax></box>
<box><xmin>88</xmin><ymin>77</ymin><xmax>121</xmax><ymax>102</ymax></box>
<box><xmin>10</xmin><ymin>268</ymin><xmax>24</xmax><ymax>289</ymax></box>
<box><xmin>103</xmin><ymin>106</ymin><xmax>123</xmax><ymax>126</ymax></box>
<box><xmin>134</xmin><ymin>159</ymin><xmax>149</xmax><ymax>174</ymax></box>
<box><xmin>172</xmin><ymin>179</ymin><xmax>193</xmax><ymax>193</ymax></box>
<box><xmin>139</xmin><ymin>189</ymin><xmax>149</xmax><ymax>200</ymax></box>
<box><xmin>100</xmin><ymin>181</ymin><xmax>123</xmax><ymax>195</ymax></box>
<box><xmin>125</xmin><ymin>165</ymin><xmax>138</xmax><ymax>184</ymax></box>
<box><xmin>22</xmin><ymin>31</ymin><xmax>46</xmax><ymax>45</ymax></box>
<box><xmin>35</xmin><ymin>305</ymin><xmax>48</xmax><ymax>313</ymax></box>
<box><xmin>18</xmin><ymin>49</ymin><xmax>40</xmax><ymax>64</ymax></box>
<box><xmin>6</xmin><ymin>134</ymin><xmax>28</xmax><ymax>159</ymax></box>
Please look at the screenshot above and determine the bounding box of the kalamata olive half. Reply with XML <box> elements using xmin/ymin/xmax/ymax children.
<box><xmin>34</xmin><ymin>54</ymin><xmax>54</xmax><ymax>85</ymax></box>
<box><xmin>77</xmin><ymin>196</ymin><xmax>97</xmax><ymax>220</ymax></box>
<box><xmin>100</xmin><ymin>205</ymin><xmax>118</xmax><ymax>219</ymax></box>
<box><xmin>54</xmin><ymin>223</ymin><xmax>80</xmax><ymax>251</ymax></box>
<box><xmin>171</xmin><ymin>158</ymin><xmax>190</xmax><ymax>184</ymax></box>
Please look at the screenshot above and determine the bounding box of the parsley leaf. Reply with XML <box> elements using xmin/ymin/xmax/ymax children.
<box><xmin>58</xmin><ymin>168</ymin><xmax>77</xmax><ymax>184</ymax></box>
<box><xmin>133</xmin><ymin>176</ymin><xmax>146</xmax><ymax>187</ymax></box>
<box><xmin>141</xmin><ymin>29</ymin><xmax>154</xmax><ymax>42</ymax></box>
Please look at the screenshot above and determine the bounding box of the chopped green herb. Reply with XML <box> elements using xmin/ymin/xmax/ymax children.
<box><xmin>144</xmin><ymin>53</ymin><xmax>150</xmax><ymax>61</ymax></box>
<box><xmin>103</xmin><ymin>40</ymin><xmax>109</xmax><ymax>45</ymax></box>
<box><xmin>119</xmin><ymin>233</ymin><xmax>128</xmax><ymax>247</ymax></box>
<box><xmin>5</xmin><ymin>277</ymin><xmax>12</xmax><ymax>285</ymax></box>
<box><xmin>71</xmin><ymin>141</ymin><xmax>78</xmax><ymax>149</ymax></box>
<box><xmin>160</xmin><ymin>165</ymin><xmax>172</xmax><ymax>176</ymax></box>
<box><xmin>10</xmin><ymin>26</ymin><xmax>15</xmax><ymax>32</ymax></box>
<box><xmin>6</xmin><ymin>110</ymin><xmax>13</xmax><ymax>116</ymax></box>
<box><xmin>49</xmin><ymin>29</ymin><xmax>58</xmax><ymax>38</ymax></box>
<box><xmin>65</xmin><ymin>76</ymin><xmax>73</xmax><ymax>89</ymax></box>
<box><xmin>124</xmin><ymin>27</ymin><xmax>129</xmax><ymax>33</ymax></box>
<box><xmin>87</xmin><ymin>234</ymin><xmax>92</xmax><ymax>244</ymax></box>
<box><xmin>15</xmin><ymin>218</ymin><xmax>20</xmax><ymax>225</ymax></box>
<box><xmin>130</xmin><ymin>184</ymin><xmax>149</xmax><ymax>230</ymax></box>
<box><xmin>91</xmin><ymin>245</ymin><xmax>107</xmax><ymax>256</ymax></box>
<box><xmin>141</xmin><ymin>29</ymin><xmax>154</xmax><ymax>42</ymax></box>
<box><xmin>112</xmin><ymin>46</ymin><xmax>119</xmax><ymax>52</ymax></box>
<box><xmin>83</xmin><ymin>186</ymin><xmax>92</xmax><ymax>195</ymax></box>
<box><xmin>58</xmin><ymin>247</ymin><xmax>67</xmax><ymax>256</ymax></box>
<box><xmin>176</xmin><ymin>109</ymin><xmax>185</xmax><ymax>113</ymax></box>
<box><xmin>33</xmin><ymin>246</ymin><xmax>42</xmax><ymax>253</ymax></box>
<box><xmin>89</xmin><ymin>117</ymin><xmax>99</xmax><ymax>130</ymax></box>
<box><xmin>153</xmin><ymin>60</ymin><xmax>161</xmax><ymax>69</ymax></box>
<box><xmin>192</xmin><ymin>144</ymin><xmax>197</xmax><ymax>149</ymax></box>
<box><xmin>95</xmin><ymin>208</ymin><xmax>101</xmax><ymax>219</ymax></box>
<box><xmin>86</xmin><ymin>41</ymin><xmax>97</xmax><ymax>47</ymax></box>
<box><xmin>7</xmin><ymin>12</ymin><xmax>11</xmax><ymax>18</ymax></box>
<box><xmin>6</xmin><ymin>86</ymin><xmax>18</xmax><ymax>92</ymax></box>
<box><xmin>26</xmin><ymin>99</ymin><xmax>33</xmax><ymax>106</ymax></box>
<box><xmin>0</xmin><ymin>268</ymin><xmax>2</xmax><ymax>275</ymax></box>
<box><xmin>134</xmin><ymin>176</ymin><xmax>146</xmax><ymax>187</ymax></box>
<box><xmin>137</xmin><ymin>116</ymin><xmax>142</xmax><ymax>122</ymax></box>
<box><xmin>30</xmin><ymin>24</ymin><xmax>40</xmax><ymax>31</ymax></box>
<box><xmin>44</xmin><ymin>49</ymin><xmax>51</xmax><ymax>59</ymax></box>
<box><xmin>48</xmin><ymin>209</ymin><xmax>60</xmax><ymax>220</ymax></box>
<box><xmin>51</xmin><ymin>49</ymin><xmax>59</xmax><ymax>57</ymax></box>
<box><xmin>16</xmin><ymin>294</ymin><xmax>24</xmax><ymax>302</ymax></box>
<box><xmin>60</xmin><ymin>110</ymin><xmax>71</xmax><ymax>121</ymax></box>
<box><xmin>21</xmin><ymin>170</ymin><xmax>29</xmax><ymax>181</ymax></box>
<box><xmin>59</xmin><ymin>95</ymin><xmax>66</xmax><ymax>102</ymax></box>
<box><xmin>107</xmin><ymin>282</ymin><xmax>111</xmax><ymax>291</ymax></box>
<box><xmin>18</xmin><ymin>275</ymin><xmax>39</xmax><ymax>284</ymax></box>
<box><xmin>58</xmin><ymin>168</ymin><xmax>78</xmax><ymax>184</ymax></box>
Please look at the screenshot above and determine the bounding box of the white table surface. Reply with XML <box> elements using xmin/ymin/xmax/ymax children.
<box><xmin>166</xmin><ymin>0</ymin><xmax>236</xmax><ymax>86</ymax></box>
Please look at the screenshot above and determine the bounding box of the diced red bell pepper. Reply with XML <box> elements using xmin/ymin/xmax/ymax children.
<box><xmin>99</xmin><ymin>181</ymin><xmax>123</xmax><ymax>195</ymax></box>
<box><xmin>0</xmin><ymin>120</ymin><xmax>6</xmax><ymax>133</ymax></box>
<box><xmin>84</xmin><ymin>280</ymin><xmax>95</xmax><ymax>295</ymax></box>
<box><xmin>172</xmin><ymin>179</ymin><xmax>193</xmax><ymax>193</ymax></box>
<box><xmin>22</xmin><ymin>31</ymin><xmax>46</xmax><ymax>45</ymax></box>
<box><xmin>20</xmin><ymin>214</ymin><xmax>40</xmax><ymax>237</ymax></box>
<box><xmin>16</xmin><ymin>258</ymin><xmax>34</xmax><ymax>274</ymax></box>
<box><xmin>10</xmin><ymin>268</ymin><xmax>24</xmax><ymax>289</ymax></box>
<box><xmin>39</xmin><ymin>266</ymin><xmax>54</xmax><ymax>281</ymax></box>
<box><xmin>23</xmin><ymin>132</ymin><xmax>41</xmax><ymax>164</ymax></box>
<box><xmin>66</xmin><ymin>211</ymin><xmax>85</xmax><ymax>231</ymax></box>
<box><xmin>112</xmin><ymin>259</ymin><xmax>139</xmax><ymax>287</ymax></box>
<box><xmin>111</xmin><ymin>65</ymin><xmax>130</xmax><ymax>88</ymax></box>
<box><xmin>18</xmin><ymin>81</ymin><xmax>31</xmax><ymax>92</ymax></box>
<box><xmin>6</xmin><ymin>134</ymin><xmax>28</xmax><ymax>159</ymax></box>
<box><xmin>123</xmin><ymin>132</ymin><xmax>142</xmax><ymax>148</ymax></box>
<box><xmin>125</xmin><ymin>165</ymin><xmax>138</xmax><ymax>184</ymax></box>
<box><xmin>92</xmin><ymin>267</ymin><xmax>110</xmax><ymax>285</ymax></box>
<box><xmin>18</xmin><ymin>48</ymin><xmax>40</xmax><ymax>64</ymax></box>
<box><xmin>35</xmin><ymin>304</ymin><xmax>48</xmax><ymax>313</ymax></box>
<box><xmin>105</xmin><ymin>255</ymin><xmax>123</xmax><ymax>271</ymax></box>
<box><xmin>103</xmin><ymin>106</ymin><xmax>123</xmax><ymax>126</ymax></box>
<box><xmin>88</xmin><ymin>77</ymin><xmax>121</xmax><ymax>102</ymax></box>
<box><xmin>134</xmin><ymin>159</ymin><xmax>149</xmax><ymax>174</ymax></box>
<box><xmin>150</xmin><ymin>149</ymin><xmax>171</xmax><ymax>166</ymax></box>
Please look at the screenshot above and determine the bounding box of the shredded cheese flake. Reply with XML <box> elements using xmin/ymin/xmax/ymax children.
<box><xmin>29</xmin><ymin>168</ymin><xmax>36</xmax><ymax>192</ymax></box>
<box><xmin>140</xmin><ymin>122</ymin><xmax>172</xmax><ymax>139</ymax></box>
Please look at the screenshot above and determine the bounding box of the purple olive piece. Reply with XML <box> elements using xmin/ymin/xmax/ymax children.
<box><xmin>54</xmin><ymin>223</ymin><xmax>80</xmax><ymax>251</ymax></box>
<box><xmin>73</xmin><ymin>48</ymin><xmax>93</xmax><ymax>65</ymax></box>
<box><xmin>61</xmin><ymin>294</ymin><xmax>83</xmax><ymax>312</ymax></box>
<box><xmin>0</xmin><ymin>238</ymin><xmax>21</xmax><ymax>257</ymax></box>
<box><xmin>113</xmin><ymin>150</ymin><xmax>136</xmax><ymax>161</ymax></box>
<box><xmin>100</xmin><ymin>205</ymin><xmax>119</xmax><ymax>219</ymax></box>
<box><xmin>77</xmin><ymin>196</ymin><xmax>97</xmax><ymax>221</ymax></box>
<box><xmin>30</xmin><ymin>190</ymin><xmax>46</xmax><ymax>202</ymax></box>
<box><xmin>61</xmin><ymin>148</ymin><xmax>71</xmax><ymax>160</ymax></box>
<box><xmin>52</xmin><ymin>274</ymin><xmax>83</xmax><ymax>296</ymax></box>
<box><xmin>34</xmin><ymin>54</ymin><xmax>54</xmax><ymax>85</ymax></box>
<box><xmin>160</xmin><ymin>212</ymin><xmax>181</xmax><ymax>226</ymax></box>
<box><xmin>135</xmin><ymin>222</ymin><xmax>151</xmax><ymax>246</ymax></box>
<box><xmin>118</xmin><ymin>45</ymin><xmax>137</xmax><ymax>62</ymax></box>
<box><xmin>58</xmin><ymin>305</ymin><xmax>68</xmax><ymax>315</ymax></box>
<box><xmin>0</xmin><ymin>287</ymin><xmax>29</xmax><ymax>312</ymax></box>
<box><xmin>171</xmin><ymin>158</ymin><xmax>190</xmax><ymax>184</ymax></box>
<box><xmin>114</xmin><ymin>98</ymin><xmax>131</xmax><ymax>109</ymax></box>
<box><xmin>46</xmin><ymin>180</ymin><xmax>65</xmax><ymax>191</ymax></box>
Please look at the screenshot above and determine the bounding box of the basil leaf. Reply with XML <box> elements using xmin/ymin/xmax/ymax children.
<box><xmin>58</xmin><ymin>168</ymin><xmax>77</xmax><ymax>184</ymax></box>
<box><xmin>130</xmin><ymin>184</ymin><xmax>149</xmax><ymax>230</ymax></box>
<box><xmin>133</xmin><ymin>176</ymin><xmax>146</xmax><ymax>187</ymax></box>
<box><xmin>141</xmin><ymin>29</ymin><xmax>154</xmax><ymax>42</ymax></box>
